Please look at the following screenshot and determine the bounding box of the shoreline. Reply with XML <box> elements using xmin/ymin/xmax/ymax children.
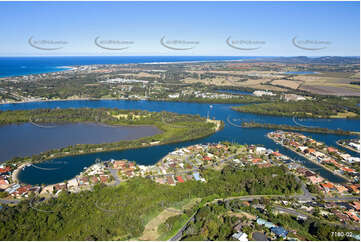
<box><xmin>13</xmin><ymin>120</ymin><xmax>223</xmax><ymax>185</ymax></box>
<box><xmin>267</xmin><ymin>133</ymin><xmax>351</xmax><ymax>183</ymax></box>
<box><xmin>12</xmin><ymin>163</ymin><xmax>30</xmax><ymax>184</ymax></box>
<box><xmin>232</xmin><ymin>108</ymin><xmax>360</xmax><ymax>120</ymax></box>
<box><xmin>1</xmin><ymin>98</ymin><xmax>360</xmax><ymax>123</ymax></box>
<box><xmin>0</xmin><ymin>66</ymin><xmax>76</xmax><ymax>79</ymax></box>
<box><xmin>0</xmin><ymin>57</ymin><xmax>244</xmax><ymax>79</ymax></box>
<box><xmin>0</xmin><ymin>96</ymin><xmax>260</xmax><ymax>106</ymax></box>
<box><xmin>242</xmin><ymin>122</ymin><xmax>360</xmax><ymax>136</ymax></box>
<box><xmin>336</xmin><ymin>140</ymin><xmax>360</xmax><ymax>154</ymax></box>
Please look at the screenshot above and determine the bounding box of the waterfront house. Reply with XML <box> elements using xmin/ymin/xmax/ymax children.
<box><xmin>334</xmin><ymin>184</ymin><xmax>348</xmax><ymax>194</ymax></box>
<box><xmin>272</xmin><ymin>151</ymin><xmax>282</xmax><ymax>157</ymax></box>
<box><xmin>255</xmin><ymin>147</ymin><xmax>266</xmax><ymax>154</ymax></box>
<box><xmin>346</xmin><ymin>211</ymin><xmax>359</xmax><ymax>222</ymax></box>
<box><xmin>352</xmin><ymin>201</ymin><xmax>360</xmax><ymax>211</ymax></box>
<box><xmin>308</xmin><ymin>176</ymin><xmax>324</xmax><ymax>184</ymax></box>
<box><xmin>67</xmin><ymin>178</ymin><xmax>79</xmax><ymax>189</ymax></box>
<box><xmin>0</xmin><ymin>166</ymin><xmax>11</xmax><ymax>175</ymax></box>
<box><xmin>78</xmin><ymin>176</ymin><xmax>89</xmax><ymax>185</ymax></box>
<box><xmin>185</xmin><ymin>174</ymin><xmax>193</xmax><ymax>180</ymax></box>
<box><xmin>113</xmin><ymin>160</ymin><xmax>127</xmax><ymax>169</ymax></box>
<box><xmin>320</xmin><ymin>183</ymin><xmax>335</xmax><ymax>193</ymax></box>
<box><xmin>305</xmin><ymin>148</ymin><xmax>316</xmax><ymax>154</ymax></box>
<box><xmin>341</xmin><ymin>167</ymin><xmax>356</xmax><ymax>174</ymax></box>
<box><xmin>55</xmin><ymin>183</ymin><xmax>67</xmax><ymax>191</ymax></box>
<box><xmin>155</xmin><ymin>177</ymin><xmax>166</xmax><ymax>184</ymax></box>
<box><xmin>5</xmin><ymin>184</ymin><xmax>20</xmax><ymax>195</ymax></box>
<box><xmin>349</xmin><ymin>142</ymin><xmax>360</xmax><ymax>151</ymax></box>
<box><xmin>304</xmin><ymin>170</ymin><xmax>315</xmax><ymax>177</ymax></box>
<box><xmin>0</xmin><ymin>178</ymin><xmax>10</xmax><ymax>189</ymax></box>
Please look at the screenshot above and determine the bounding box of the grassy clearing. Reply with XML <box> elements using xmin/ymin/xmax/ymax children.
<box><xmin>139</xmin><ymin>208</ymin><xmax>182</xmax><ymax>241</ymax></box>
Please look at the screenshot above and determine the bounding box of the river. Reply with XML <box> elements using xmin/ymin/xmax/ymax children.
<box><xmin>0</xmin><ymin>122</ymin><xmax>161</xmax><ymax>162</ymax></box>
<box><xmin>0</xmin><ymin>99</ymin><xmax>359</xmax><ymax>185</ymax></box>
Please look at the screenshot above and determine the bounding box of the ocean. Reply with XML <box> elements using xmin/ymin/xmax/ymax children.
<box><xmin>0</xmin><ymin>56</ymin><xmax>253</xmax><ymax>77</ymax></box>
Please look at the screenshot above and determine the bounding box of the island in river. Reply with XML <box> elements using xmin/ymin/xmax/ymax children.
<box><xmin>0</xmin><ymin>108</ymin><xmax>222</xmax><ymax>166</ymax></box>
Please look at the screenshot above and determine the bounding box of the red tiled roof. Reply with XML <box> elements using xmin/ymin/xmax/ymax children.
<box><xmin>252</xmin><ymin>158</ymin><xmax>262</xmax><ymax>163</ymax></box>
<box><xmin>306</xmin><ymin>148</ymin><xmax>315</xmax><ymax>153</ymax></box>
<box><xmin>0</xmin><ymin>167</ymin><xmax>11</xmax><ymax>173</ymax></box>
<box><xmin>342</xmin><ymin>167</ymin><xmax>356</xmax><ymax>173</ymax></box>
<box><xmin>99</xmin><ymin>175</ymin><xmax>108</xmax><ymax>183</ymax></box>
<box><xmin>272</xmin><ymin>152</ymin><xmax>282</xmax><ymax>157</ymax></box>
<box><xmin>176</xmin><ymin>176</ymin><xmax>184</xmax><ymax>183</ymax></box>
<box><xmin>327</xmin><ymin>147</ymin><xmax>337</xmax><ymax>153</ymax></box>
<box><xmin>321</xmin><ymin>183</ymin><xmax>335</xmax><ymax>189</ymax></box>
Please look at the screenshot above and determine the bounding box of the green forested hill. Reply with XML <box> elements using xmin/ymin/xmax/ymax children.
<box><xmin>0</xmin><ymin>165</ymin><xmax>300</xmax><ymax>240</ymax></box>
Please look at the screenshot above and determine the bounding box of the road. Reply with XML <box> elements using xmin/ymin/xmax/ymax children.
<box><xmin>274</xmin><ymin>205</ymin><xmax>307</xmax><ymax>218</ymax></box>
<box><xmin>293</xmin><ymin>175</ymin><xmax>314</xmax><ymax>201</ymax></box>
<box><xmin>324</xmin><ymin>196</ymin><xmax>360</xmax><ymax>201</ymax></box>
<box><xmin>167</xmin><ymin>189</ymin><xmax>359</xmax><ymax>241</ymax></box>
<box><xmin>107</xmin><ymin>168</ymin><xmax>121</xmax><ymax>186</ymax></box>
<box><xmin>168</xmin><ymin>212</ymin><xmax>196</xmax><ymax>241</ymax></box>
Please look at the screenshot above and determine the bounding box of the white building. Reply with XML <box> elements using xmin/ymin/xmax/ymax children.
<box><xmin>253</xmin><ymin>90</ymin><xmax>275</xmax><ymax>97</ymax></box>
<box><xmin>255</xmin><ymin>147</ymin><xmax>266</xmax><ymax>154</ymax></box>
<box><xmin>232</xmin><ymin>232</ymin><xmax>248</xmax><ymax>242</ymax></box>
<box><xmin>349</xmin><ymin>142</ymin><xmax>360</xmax><ymax>151</ymax></box>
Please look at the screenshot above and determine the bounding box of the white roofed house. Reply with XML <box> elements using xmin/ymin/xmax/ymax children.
<box><xmin>297</xmin><ymin>146</ymin><xmax>308</xmax><ymax>153</ymax></box>
<box><xmin>349</xmin><ymin>142</ymin><xmax>360</xmax><ymax>151</ymax></box>
<box><xmin>255</xmin><ymin>147</ymin><xmax>266</xmax><ymax>154</ymax></box>
<box><xmin>67</xmin><ymin>178</ymin><xmax>79</xmax><ymax>192</ymax></box>
<box><xmin>232</xmin><ymin>231</ymin><xmax>249</xmax><ymax>241</ymax></box>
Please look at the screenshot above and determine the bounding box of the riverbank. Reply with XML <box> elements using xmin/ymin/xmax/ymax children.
<box><xmin>232</xmin><ymin>99</ymin><xmax>360</xmax><ymax>120</ymax></box>
<box><xmin>243</xmin><ymin>122</ymin><xmax>359</xmax><ymax>136</ymax></box>
<box><xmin>12</xmin><ymin>163</ymin><xmax>29</xmax><ymax>184</ymax></box>
<box><xmin>2</xmin><ymin>108</ymin><xmax>222</xmax><ymax>165</ymax></box>
<box><xmin>267</xmin><ymin>134</ymin><xmax>351</xmax><ymax>183</ymax></box>
<box><xmin>0</xmin><ymin>95</ymin><xmax>264</xmax><ymax>106</ymax></box>
<box><xmin>336</xmin><ymin>140</ymin><xmax>360</xmax><ymax>154</ymax></box>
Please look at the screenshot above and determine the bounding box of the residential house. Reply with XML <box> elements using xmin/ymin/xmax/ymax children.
<box><xmin>232</xmin><ymin>232</ymin><xmax>248</xmax><ymax>242</ymax></box>
<box><xmin>271</xmin><ymin>227</ymin><xmax>288</xmax><ymax>238</ymax></box>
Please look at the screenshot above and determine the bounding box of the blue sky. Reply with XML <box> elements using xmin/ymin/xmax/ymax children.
<box><xmin>0</xmin><ymin>1</ymin><xmax>359</xmax><ymax>56</ymax></box>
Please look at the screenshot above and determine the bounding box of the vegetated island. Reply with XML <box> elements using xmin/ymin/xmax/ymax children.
<box><xmin>0</xmin><ymin>108</ymin><xmax>222</xmax><ymax>164</ymax></box>
<box><xmin>232</xmin><ymin>97</ymin><xmax>360</xmax><ymax>119</ymax></box>
<box><xmin>242</xmin><ymin>122</ymin><xmax>360</xmax><ymax>136</ymax></box>
<box><xmin>152</xmin><ymin>94</ymin><xmax>272</xmax><ymax>104</ymax></box>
